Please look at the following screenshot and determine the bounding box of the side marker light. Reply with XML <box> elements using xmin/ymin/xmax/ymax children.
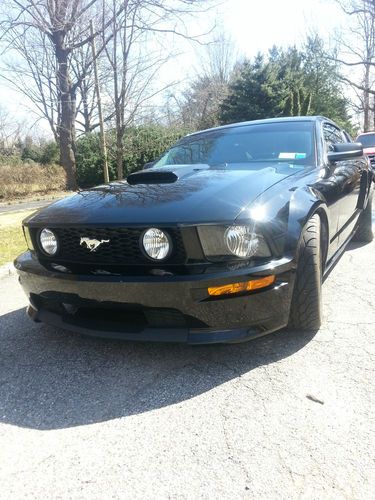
<box><xmin>208</xmin><ymin>275</ymin><xmax>276</xmax><ymax>296</ymax></box>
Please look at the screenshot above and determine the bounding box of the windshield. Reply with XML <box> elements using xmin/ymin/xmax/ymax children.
<box><xmin>356</xmin><ymin>133</ymin><xmax>375</xmax><ymax>148</ymax></box>
<box><xmin>154</xmin><ymin>121</ymin><xmax>315</xmax><ymax>168</ymax></box>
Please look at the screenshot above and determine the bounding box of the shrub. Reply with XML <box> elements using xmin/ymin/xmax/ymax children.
<box><xmin>75</xmin><ymin>125</ymin><xmax>190</xmax><ymax>187</ymax></box>
<box><xmin>39</xmin><ymin>141</ymin><xmax>59</xmax><ymax>165</ymax></box>
<box><xmin>75</xmin><ymin>133</ymin><xmax>117</xmax><ymax>187</ymax></box>
<box><xmin>0</xmin><ymin>154</ymin><xmax>25</xmax><ymax>167</ymax></box>
<box><xmin>0</xmin><ymin>163</ymin><xmax>66</xmax><ymax>199</ymax></box>
<box><xmin>20</xmin><ymin>139</ymin><xmax>59</xmax><ymax>165</ymax></box>
<box><xmin>122</xmin><ymin>126</ymin><xmax>189</xmax><ymax>174</ymax></box>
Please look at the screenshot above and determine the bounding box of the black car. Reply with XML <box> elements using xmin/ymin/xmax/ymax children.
<box><xmin>15</xmin><ymin>117</ymin><xmax>374</xmax><ymax>344</ymax></box>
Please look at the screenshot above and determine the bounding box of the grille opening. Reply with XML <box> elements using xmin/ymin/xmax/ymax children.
<box><xmin>31</xmin><ymin>226</ymin><xmax>187</xmax><ymax>266</ymax></box>
<box><xmin>32</xmin><ymin>295</ymin><xmax>208</xmax><ymax>331</ymax></box>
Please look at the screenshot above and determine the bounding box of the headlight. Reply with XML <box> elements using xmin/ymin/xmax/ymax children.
<box><xmin>142</xmin><ymin>228</ymin><xmax>171</xmax><ymax>260</ymax></box>
<box><xmin>197</xmin><ymin>225</ymin><xmax>271</xmax><ymax>261</ymax></box>
<box><xmin>39</xmin><ymin>228</ymin><xmax>58</xmax><ymax>255</ymax></box>
<box><xmin>225</xmin><ymin>225</ymin><xmax>258</xmax><ymax>258</ymax></box>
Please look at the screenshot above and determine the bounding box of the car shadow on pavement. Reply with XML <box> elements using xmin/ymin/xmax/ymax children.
<box><xmin>0</xmin><ymin>307</ymin><xmax>317</xmax><ymax>430</ymax></box>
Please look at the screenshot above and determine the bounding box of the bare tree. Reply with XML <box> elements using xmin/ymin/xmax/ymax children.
<box><xmin>102</xmin><ymin>0</ymin><xmax>214</xmax><ymax>179</ymax></box>
<box><xmin>90</xmin><ymin>20</ymin><xmax>109</xmax><ymax>183</ymax></box>
<box><xmin>168</xmin><ymin>33</ymin><xmax>240</xmax><ymax>130</ymax></box>
<box><xmin>334</xmin><ymin>0</ymin><xmax>375</xmax><ymax>130</ymax></box>
<box><xmin>0</xmin><ymin>105</ymin><xmax>22</xmax><ymax>153</ymax></box>
<box><xmin>1</xmin><ymin>0</ymin><xmax>214</xmax><ymax>186</ymax></box>
<box><xmin>200</xmin><ymin>32</ymin><xmax>239</xmax><ymax>85</ymax></box>
<box><xmin>72</xmin><ymin>44</ymin><xmax>99</xmax><ymax>134</ymax></box>
<box><xmin>0</xmin><ymin>0</ymin><xmax>126</xmax><ymax>189</ymax></box>
<box><xmin>1</xmin><ymin>29</ymin><xmax>60</xmax><ymax>141</ymax></box>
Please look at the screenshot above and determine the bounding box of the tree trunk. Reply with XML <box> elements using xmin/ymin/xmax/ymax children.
<box><xmin>60</xmin><ymin>89</ymin><xmax>77</xmax><ymax>190</ymax></box>
<box><xmin>81</xmin><ymin>80</ymin><xmax>92</xmax><ymax>134</ymax></box>
<box><xmin>363</xmin><ymin>64</ymin><xmax>371</xmax><ymax>132</ymax></box>
<box><xmin>54</xmin><ymin>33</ymin><xmax>78</xmax><ymax>191</ymax></box>
<box><xmin>90</xmin><ymin>21</ymin><xmax>109</xmax><ymax>183</ymax></box>
<box><xmin>116</xmin><ymin>126</ymin><xmax>124</xmax><ymax>179</ymax></box>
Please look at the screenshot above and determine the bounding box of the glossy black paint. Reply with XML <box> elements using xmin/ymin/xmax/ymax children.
<box><xmin>17</xmin><ymin>250</ymin><xmax>293</xmax><ymax>343</ymax></box>
<box><xmin>16</xmin><ymin>116</ymin><xmax>374</xmax><ymax>343</ymax></box>
<box><xmin>24</xmin><ymin>163</ymin><xmax>301</xmax><ymax>226</ymax></box>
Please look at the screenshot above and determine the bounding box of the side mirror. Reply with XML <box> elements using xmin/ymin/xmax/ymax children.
<box><xmin>327</xmin><ymin>142</ymin><xmax>363</xmax><ymax>163</ymax></box>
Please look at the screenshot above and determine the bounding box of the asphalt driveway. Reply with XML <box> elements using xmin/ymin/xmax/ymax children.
<box><xmin>0</xmin><ymin>233</ymin><xmax>374</xmax><ymax>498</ymax></box>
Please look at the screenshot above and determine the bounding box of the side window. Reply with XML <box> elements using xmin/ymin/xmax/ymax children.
<box><xmin>323</xmin><ymin>122</ymin><xmax>345</xmax><ymax>152</ymax></box>
<box><xmin>343</xmin><ymin>131</ymin><xmax>352</xmax><ymax>143</ymax></box>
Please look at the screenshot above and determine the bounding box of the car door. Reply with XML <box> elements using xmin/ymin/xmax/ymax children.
<box><xmin>322</xmin><ymin>121</ymin><xmax>366</xmax><ymax>246</ymax></box>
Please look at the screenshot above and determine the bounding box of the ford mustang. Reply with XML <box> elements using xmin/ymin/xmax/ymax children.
<box><xmin>15</xmin><ymin>117</ymin><xmax>374</xmax><ymax>344</ymax></box>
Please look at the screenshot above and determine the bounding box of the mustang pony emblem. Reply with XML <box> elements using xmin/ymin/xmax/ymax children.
<box><xmin>80</xmin><ymin>237</ymin><xmax>110</xmax><ymax>252</ymax></box>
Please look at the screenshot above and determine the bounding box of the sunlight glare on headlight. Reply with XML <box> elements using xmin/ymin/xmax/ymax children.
<box><xmin>225</xmin><ymin>225</ymin><xmax>259</xmax><ymax>258</ymax></box>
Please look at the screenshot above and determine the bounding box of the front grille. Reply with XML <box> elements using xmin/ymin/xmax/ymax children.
<box><xmin>367</xmin><ymin>154</ymin><xmax>375</xmax><ymax>168</ymax></box>
<box><xmin>32</xmin><ymin>226</ymin><xmax>186</xmax><ymax>266</ymax></box>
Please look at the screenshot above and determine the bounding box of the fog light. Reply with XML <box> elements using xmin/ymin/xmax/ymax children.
<box><xmin>39</xmin><ymin>228</ymin><xmax>58</xmax><ymax>255</ymax></box>
<box><xmin>208</xmin><ymin>275</ymin><xmax>275</xmax><ymax>296</ymax></box>
<box><xmin>142</xmin><ymin>228</ymin><xmax>171</xmax><ymax>260</ymax></box>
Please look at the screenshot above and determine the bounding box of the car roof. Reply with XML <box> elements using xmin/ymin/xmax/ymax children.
<box><xmin>356</xmin><ymin>131</ymin><xmax>375</xmax><ymax>136</ymax></box>
<box><xmin>187</xmin><ymin>116</ymin><xmax>335</xmax><ymax>137</ymax></box>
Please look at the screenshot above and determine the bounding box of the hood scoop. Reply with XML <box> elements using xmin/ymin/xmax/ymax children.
<box><xmin>127</xmin><ymin>170</ymin><xmax>178</xmax><ymax>185</ymax></box>
<box><xmin>126</xmin><ymin>164</ymin><xmax>210</xmax><ymax>185</ymax></box>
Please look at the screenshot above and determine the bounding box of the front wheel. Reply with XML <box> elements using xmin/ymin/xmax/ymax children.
<box><xmin>288</xmin><ymin>214</ymin><xmax>322</xmax><ymax>331</ymax></box>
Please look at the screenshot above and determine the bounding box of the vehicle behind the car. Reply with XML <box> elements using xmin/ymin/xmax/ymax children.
<box><xmin>356</xmin><ymin>131</ymin><xmax>375</xmax><ymax>170</ymax></box>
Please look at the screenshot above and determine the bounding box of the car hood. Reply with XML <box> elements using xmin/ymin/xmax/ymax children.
<box><xmin>363</xmin><ymin>147</ymin><xmax>375</xmax><ymax>155</ymax></box>
<box><xmin>27</xmin><ymin>163</ymin><xmax>304</xmax><ymax>226</ymax></box>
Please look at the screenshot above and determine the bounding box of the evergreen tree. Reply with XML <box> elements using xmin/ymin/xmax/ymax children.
<box><xmin>220</xmin><ymin>37</ymin><xmax>353</xmax><ymax>131</ymax></box>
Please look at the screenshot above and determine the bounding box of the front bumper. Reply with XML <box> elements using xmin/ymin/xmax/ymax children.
<box><xmin>15</xmin><ymin>252</ymin><xmax>295</xmax><ymax>344</ymax></box>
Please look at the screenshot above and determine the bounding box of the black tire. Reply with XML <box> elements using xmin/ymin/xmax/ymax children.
<box><xmin>288</xmin><ymin>214</ymin><xmax>322</xmax><ymax>331</ymax></box>
<box><xmin>352</xmin><ymin>193</ymin><xmax>373</xmax><ymax>243</ymax></box>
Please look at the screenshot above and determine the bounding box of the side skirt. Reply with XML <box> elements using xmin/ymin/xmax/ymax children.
<box><xmin>323</xmin><ymin>226</ymin><xmax>359</xmax><ymax>283</ymax></box>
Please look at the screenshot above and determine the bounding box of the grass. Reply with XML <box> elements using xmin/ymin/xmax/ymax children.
<box><xmin>0</xmin><ymin>210</ymin><xmax>35</xmax><ymax>266</ymax></box>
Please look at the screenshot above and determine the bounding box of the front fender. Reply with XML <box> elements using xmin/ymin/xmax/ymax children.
<box><xmin>285</xmin><ymin>186</ymin><xmax>329</xmax><ymax>258</ymax></box>
<box><xmin>236</xmin><ymin>183</ymin><xmax>328</xmax><ymax>261</ymax></box>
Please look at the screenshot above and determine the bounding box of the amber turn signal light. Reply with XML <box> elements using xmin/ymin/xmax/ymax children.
<box><xmin>208</xmin><ymin>275</ymin><xmax>276</xmax><ymax>297</ymax></box>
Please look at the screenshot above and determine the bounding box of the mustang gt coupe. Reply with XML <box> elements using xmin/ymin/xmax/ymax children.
<box><xmin>15</xmin><ymin>117</ymin><xmax>374</xmax><ymax>344</ymax></box>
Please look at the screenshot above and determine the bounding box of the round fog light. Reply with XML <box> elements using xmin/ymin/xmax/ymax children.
<box><xmin>39</xmin><ymin>228</ymin><xmax>58</xmax><ymax>255</ymax></box>
<box><xmin>142</xmin><ymin>228</ymin><xmax>171</xmax><ymax>260</ymax></box>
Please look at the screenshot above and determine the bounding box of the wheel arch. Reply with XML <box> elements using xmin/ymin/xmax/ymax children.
<box><xmin>286</xmin><ymin>186</ymin><xmax>330</xmax><ymax>263</ymax></box>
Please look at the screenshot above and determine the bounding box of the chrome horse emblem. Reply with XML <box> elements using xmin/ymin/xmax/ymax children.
<box><xmin>80</xmin><ymin>237</ymin><xmax>110</xmax><ymax>252</ymax></box>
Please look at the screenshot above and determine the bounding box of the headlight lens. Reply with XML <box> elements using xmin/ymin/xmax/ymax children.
<box><xmin>197</xmin><ymin>225</ymin><xmax>271</xmax><ymax>261</ymax></box>
<box><xmin>39</xmin><ymin>228</ymin><xmax>58</xmax><ymax>255</ymax></box>
<box><xmin>225</xmin><ymin>225</ymin><xmax>258</xmax><ymax>258</ymax></box>
<box><xmin>142</xmin><ymin>228</ymin><xmax>171</xmax><ymax>260</ymax></box>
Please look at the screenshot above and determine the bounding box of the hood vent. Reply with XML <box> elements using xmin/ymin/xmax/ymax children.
<box><xmin>127</xmin><ymin>170</ymin><xmax>178</xmax><ymax>185</ymax></box>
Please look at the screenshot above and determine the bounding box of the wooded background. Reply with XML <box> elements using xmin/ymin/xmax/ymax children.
<box><xmin>0</xmin><ymin>0</ymin><xmax>374</xmax><ymax>194</ymax></box>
